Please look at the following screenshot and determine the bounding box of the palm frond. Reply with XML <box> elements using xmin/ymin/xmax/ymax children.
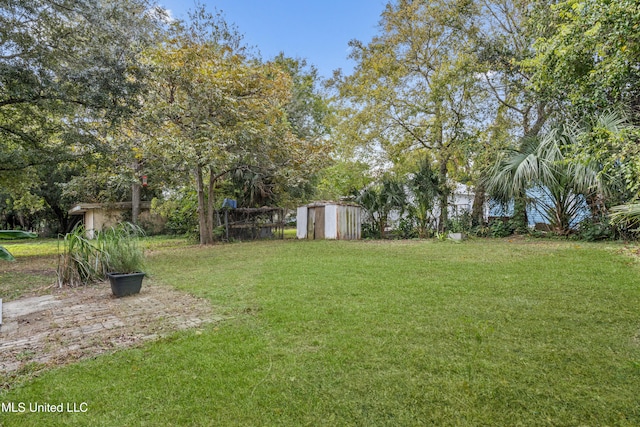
<box><xmin>610</xmin><ymin>203</ymin><xmax>640</xmax><ymax>227</ymax></box>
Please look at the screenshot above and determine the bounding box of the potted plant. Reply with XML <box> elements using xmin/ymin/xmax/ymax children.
<box><xmin>101</xmin><ymin>223</ymin><xmax>146</xmax><ymax>297</ymax></box>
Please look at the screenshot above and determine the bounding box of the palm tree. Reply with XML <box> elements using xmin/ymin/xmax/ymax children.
<box><xmin>487</xmin><ymin>126</ymin><xmax>605</xmax><ymax>235</ymax></box>
<box><xmin>357</xmin><ymin>177</ymin><xmax>407</xmax><ymax>238</ymax></box>
<box><xmin>408</xmin><ymin>158</ymin><xmax>440</xmax><ymax>237</ymax></box>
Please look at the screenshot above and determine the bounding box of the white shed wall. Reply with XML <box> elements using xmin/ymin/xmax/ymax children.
<box><xmin>324</xmin><ymin>204</ymin><xmax>338</xmax><ymax>239</ymax></box>
<box><xmin>296</xmin><ymin>206</ymin><xmax>308</xmax><ymax>239</ymax></box>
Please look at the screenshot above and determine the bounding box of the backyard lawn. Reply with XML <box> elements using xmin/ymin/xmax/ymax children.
<box><xmin>1</xmin><ymin>239</ymin><xmax>640</xmax><ymax>425</ymax></box>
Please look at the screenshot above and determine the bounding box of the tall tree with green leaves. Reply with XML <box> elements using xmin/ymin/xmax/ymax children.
<box><xmin>527</xmin><ymin>0</ymin><xmax>640</xmax><ymax>119</ymax></box>
<box><xmin>525</xmin><ymin>0</ymin><xmax>640</xmax><ymax>214</ymax></box>
<box><xmin>0</xmin><ymin>0</ymin><xmax>162</xmax><ymax>172</ymax></box>
<box><xmin>0</xmin><ymin>0</ymin><xmax>164</xmax><ymax>232</ymax></box>
<box><xmin>143</xmin><ymin>9</ymin><xmax>327</xmax><ymax>244</ymax></box>
<box><xmin>333</xmin><ymin>0</ymin><xmax>483</xmax><ymax>231</ymax></box>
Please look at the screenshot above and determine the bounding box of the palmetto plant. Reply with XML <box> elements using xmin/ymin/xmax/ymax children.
<box><xmin>357</xmin><ymin>177</ymin><xmax>407</xmax><ymax>238</ymax></box>
<box><xmin>408</xmin><ymin>158</ymin><xmax>440</xmax><ymax>238</ymax></box>
<box><xmin>610</xmin><ymin>203</ymin><xmax>640</xmax><ymax>230</ymax></box>
<box><xmin>487</xmin><ymin>126</ymin><xmax>605</xmax><ymax>235</ymax></box>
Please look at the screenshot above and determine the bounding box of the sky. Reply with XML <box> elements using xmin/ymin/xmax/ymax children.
<box><xmin>157</xmin><ymin>0</ymin><xmax>387</xmax><ymax>79</ymax></box>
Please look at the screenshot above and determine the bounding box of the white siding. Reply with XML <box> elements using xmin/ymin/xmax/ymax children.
<box><xmin>296</xmin><ymin>206</ymin><xmax>308</xmax><ymax>239</ymax></box>
<box><xmin>324</xmin><ymin>204</ymin><xmax>338</xmax><ymax>239</ymax></box>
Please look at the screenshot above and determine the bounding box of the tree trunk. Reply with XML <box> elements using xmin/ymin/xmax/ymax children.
<box><xmin>207</xmin><ymin>169</ymin><xmax>216</xmax><ymax>240</ymax></box>
<box><xmin>131</xmin><ymin>160</ymin><xmax>142</xmax><ymax>225</ymax></box>
<box><xmin>437</xmin><ymin>159</ymin><xmax>449</xmax><ymax>233</ymax></box>
<box><xmin>471</xmin><ymin>181</ymin><xmax>486</xmax><ymax>227</ymax></box>
<box><xmin>513</xmin><ymin>194</ymin><xmax>528</xmax><ymax>233</ymax></box>
<box><xmin>195</xmin><ymin>165</ymin><xmax>213</xmax><ymax>245</ymax></box>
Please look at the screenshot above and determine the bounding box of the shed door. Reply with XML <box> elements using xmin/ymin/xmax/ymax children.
<box><xmin>307</xmin><ymin>207</ymin><xmax>315</xmax><ymax>239</ymax></box>
<box><xmin>314</xmin><ymin>207</ymin><xmax>325</xmax><ymax>239</ymax></box>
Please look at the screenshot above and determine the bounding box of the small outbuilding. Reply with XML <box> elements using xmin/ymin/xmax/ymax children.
<box><xmin>297</xmin><ymin>202</ymin><xmax>362</xmax><ymax>240</ymax></box>
<box><xmin>68</xmin><ymin>202</ymin><xmax>161</xmax><ymax>238</ymax></box>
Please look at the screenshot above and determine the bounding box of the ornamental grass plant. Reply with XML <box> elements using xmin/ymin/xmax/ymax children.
<box><xmin>100</xmin><ymin>223</ymin><xmax>145</xmax><ymax>274</ymax></box>
<box><xmin>56</xmin><ymin>223</ymin><xmax>145</xmax><ymax>287</ymax></box>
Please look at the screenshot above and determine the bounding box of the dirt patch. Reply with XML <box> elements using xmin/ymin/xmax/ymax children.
<box><xmin>1</xmin><ymin>281</ymin><xmax>221</xmax><ymax>376</ymax></box>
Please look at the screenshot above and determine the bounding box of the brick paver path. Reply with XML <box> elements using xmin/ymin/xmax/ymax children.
<box><xmin>1</xmin><ymin>283</ymin><xmax>220</xmax><ymax>373</ymax></box>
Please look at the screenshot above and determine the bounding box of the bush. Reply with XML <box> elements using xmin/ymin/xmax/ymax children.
<box><xmin>447</xmin><ymin>211</ymin><xmax>473</xmax><ymax>233</ymax></box>
<box><xmin>574</xmin><ymin>217</ymin><xmax>615</xmax><ymax>241</ymax></box>
<box><xmin>489</xmin><ymin>219</ymin><xmax>515</xmax><ymax>238</ymax></box>
<box><xmin>361</xmin><ymin>222</ymin><xmax>379</xmax><ymax>239</ymax></box>
<box><xmin>397</xmin><ymin>217</ymin><xmax>418</xmax><ymax>239</ymax></box>
<box><xmin>151</xmin><ymin>194</ymin><xmax>198</xmax><ymax>237</ymax></box>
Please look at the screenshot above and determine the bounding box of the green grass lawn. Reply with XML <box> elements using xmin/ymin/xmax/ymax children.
<box><xmin>2</xmin><ymin>239</ymin><xmax>640</xmax><ymax>425</ymax></box>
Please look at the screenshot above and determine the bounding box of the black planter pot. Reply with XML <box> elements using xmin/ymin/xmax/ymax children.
<box><xmin>107</xmin><ymin>272</ymin><xmax>145</xmax><ymax>297</ymax></box>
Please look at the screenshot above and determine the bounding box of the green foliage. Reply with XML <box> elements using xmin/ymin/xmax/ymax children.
<box><xmin>315</xmin><ymin>160</ymin><xmax>372</xmax><ymax>201</ymax></box>
<box><xmin>57</xmin><ymin>222</ymin><xmax>145</xmax><ymax>285</ymax></box>
<box><xmin>447</xmin><ymin>211</ymin><xmax>473</xmax><ymax>234</ymax></box>
<box><xmin>100</xmin><ymin>223</ymin><xmax>145</xmax><ymax>274</ymax></box>
<box><xmin>0</xmin><ymin>0</ymin><xmax>162</xmax><ymax>172</ymax></box>
<box><xmin>356</xmin><ymin>177</ymin><xmax>407</xmax><ymax>238</ymax></box>
<box><xmin>488</xmin><ymin>219</ymin><xmax>515</xmax><ymax>238</ymax></box>
<box><xmin>332</xmin><ymin>0</ymin><xmax>483</xmax><ymax>226</ymax></box>
<box><xmin>396</xmin><ymin>217</ymin><xmax>418</xmax><ymax>239</ymax></box>
<box><xmin>57</xmin><ymin>225</ymin><xmax>106</xmax><ymax>287</ymax></box>
<box><xmin>528</xmin><ymin>0</ymin><xmax>640</xmax><ymax>117</ymax></box>
<box><xmin>487</xmin><ymin>126</ymin><xmax>605</xmax><ymax>235</ymax></box>
<box><xmin>142</xmin><ymin>8</ymin><xmax>330</xmax><ymax>244</ymax></box>
<box><xmin>574</xmin><ymin>217</ymin><xmax>616</xmax><ymax>241</ymax></box>
<box><xmin>151</xmin><ymin>193</ymin><xmax>199</xmax><ymax>237</ymax></box>
<box><xmin>407</xmin><ymin>157</ymin><xmax>441</xmax><ymax>237</ymax></box>
<box><xmin>610</xmin><ymin>203</ymin><xmax>640</xmax><ymax>232</ymax></box>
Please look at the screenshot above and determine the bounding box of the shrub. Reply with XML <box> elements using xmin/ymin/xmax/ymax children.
<box><xmin>574</xmin><ymin>217</ymin><xmax>615</xmax><ymax>241</ymax></box>
<box><xmin>489</xmin><ymin>219</ymin><xmax>515</xmax><ymax>238</ymax></box>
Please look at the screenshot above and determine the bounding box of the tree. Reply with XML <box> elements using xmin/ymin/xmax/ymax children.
<box><xmin>0</xmin><ymin>0</ymin><xmax>162</xmax><ymax>171</ymax></box>
<box><xmin>333</xmin><ymin>0</ymin><xmax>483</xmax><ymax>231</ymax></box>
<box><xmin>524</xmin><ymin>0</ymin><xmax>640</xmax><ymax>230</ymax></box>
<box><xmin>472</xmin><ymin>0</ymin><xmax>557</xmax><ymax>229</ymax></box>
<box><xmin>408</xmin><ymin>157</ymin><xmax>441</xmax><ymax>237</ymax></box>
<box><xmin>528</xmin><ymin>0</ymin><xmax>640</xmax><ymax>119</ymax></box>
<box><xmin>0</xmin><ymin>0</ymin><xmax>165</xmax><ymax>233</ymax></box>
<box><xmin>357</xmin><ymin>176</ymin><xmax>407</xmax><ymax>238</ymax></box>
<box><xmin>143</xmin><ymin>9</ymin><xmax>327</xmax><ymax>244</ymax></box>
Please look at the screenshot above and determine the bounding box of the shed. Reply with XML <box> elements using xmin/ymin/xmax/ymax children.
<box><xmin>68</xmin><ymin>202</ymin><xmax>156</xmax><ymax>238</ymax></box>
<box><xmin>297</xmin><ymin>202</ymin><xmax>361</xmax><ymax>240</ymax></box>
